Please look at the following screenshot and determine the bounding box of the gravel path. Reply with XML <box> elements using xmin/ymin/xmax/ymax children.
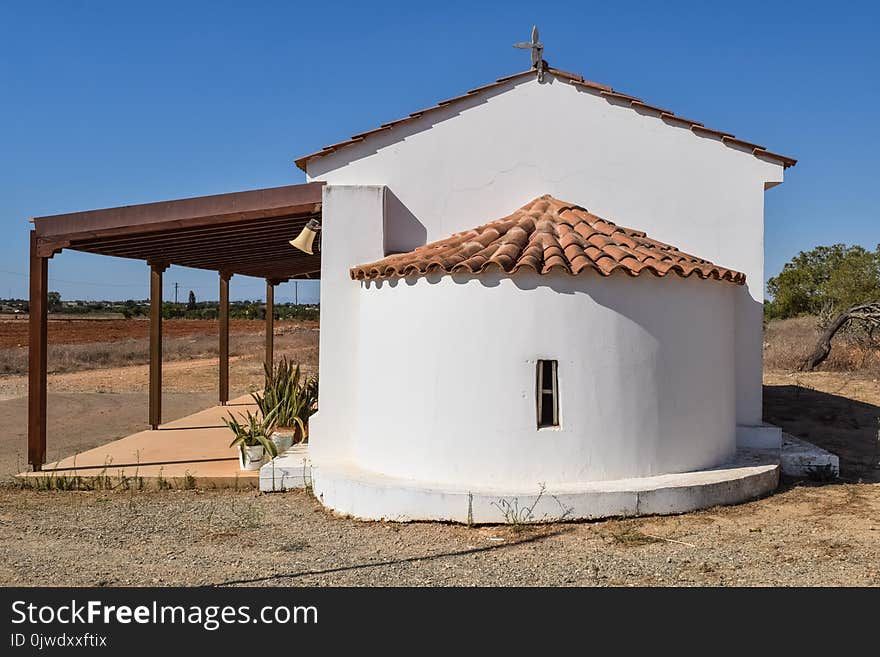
<box><xmin>1</xmin><ymin>483</ymin><xmax>878</xmax><ymax>587</ymax></box>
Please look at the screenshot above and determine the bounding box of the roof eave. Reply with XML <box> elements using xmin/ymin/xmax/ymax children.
<box><xmin>294</xmin><ymin>67</ymin><xmax>797</xmax><ymax>172</ymax></box>
<box><xmin>293</xmin><ymin>70</ymin><xmax>536</xmax><ymax>173</ymax></box>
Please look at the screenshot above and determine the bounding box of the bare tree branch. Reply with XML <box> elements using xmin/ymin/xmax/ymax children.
<box><xmin>799</xmin><ymin>302</ymin><xmax>880</xmax><ymax>371</ymax></box>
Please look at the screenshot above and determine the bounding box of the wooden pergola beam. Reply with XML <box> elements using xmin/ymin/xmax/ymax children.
<box><xmin>65</xmin><ymin>214</ymin><xmax>318</xmax><ymax>252</ymax></box>
<box><xmin>27</xmin><ymin>231</ymin><xmax>48</xmax><ymax>470</ymax></box>
<box><xmin>25</xmin><ymin>181</ymin><xmax>322</xmax><ymax>463</ymax></box>
<box><xmin>219</xmin><ymin>272</ymin><xmax>232</xmax><ymax>405</ymax></box>
<box><xmin>149</xmin><ymin>262</ymin><xmax>167</xmax><ymax>429</ymax></box>
<box><xmin>224</xmin><ymin>260</ymin><xmax>319</xmax><ymax>278</ymax></box>
<box><xmin>142</xmin><ymin>248</ymin><xmax>308</xmax><ymax>269</ymax></box>
<box><xmin>265</xmin><ymin>280</ymin><xmax>276</xmax><ymax>371</ymax></box>
<box><xmin>33</xmin><ymin>182</ymin><xmax>324</xmax><ymax>240</ymax></box>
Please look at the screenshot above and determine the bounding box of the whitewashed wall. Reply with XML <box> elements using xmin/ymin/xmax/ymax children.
<box><xmin>350</xmin><ymin>271</ymin><xmax>736</xmax><ymax>488</ymax></box>
<box><xmin>307</xmin><ymin>185</ymin><xmax>386</xmax><ymax>465</ymax></box>
<box><xmin>307</xmin><ymin>72</ymin><xmax>785</xmax><ymax>431</ymax></box>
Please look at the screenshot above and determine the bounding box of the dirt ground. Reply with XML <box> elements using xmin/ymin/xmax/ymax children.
<box><xmin>0</xmin><ymin>320</ymin><xmax>878</xmax><ymax>586</ymax></box>
<box><xmin>0</xmin><ymin>481</ymin><xmax>877</xmax><ymax>587</ymax></box>
<box><xmin>0</xmin><ymin>318</ymin><xmax>319</xmax><ymax>377</ymax></box>
<box><xmin>0</xmin><ymin>322</ymin><xmax>318</xmax><ymax>477</ymax></box>
<box><xmin>764</xmin><ymin>369</ymin><xmax>880</xmax><ymax>482</ymax></box>
<box><xmin>0</xmin><ymin>317</ymin><xmax>308</xmax><ymax>350</ymax></box>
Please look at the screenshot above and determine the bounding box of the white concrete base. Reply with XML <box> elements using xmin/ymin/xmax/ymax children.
<box><xmin>309</xmin><ymin>449</ymin><xmax>780</xmax><ymax>524</ymax></box>
<box><xmin>781</xmin><ymin>433</ymin><xmax>840</xmax><ymax>478</ymax></box>
<box><xmin>737</xmin><ymin>423</ymin><xmax>783</xmax><ymax>449</ymax></box>
<box><xmin>261</xmin><ymin>435</ymin><xmax>840</xmax><ymax>518</ymax></box>
<box><xmin>259</xmin><ymin>444</ymin><xmax>311</xmax><ymax>492</ymax></box>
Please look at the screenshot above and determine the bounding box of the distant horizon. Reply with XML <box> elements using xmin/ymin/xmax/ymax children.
<box><xmin>0</xmin><ymin>297</ymin><xmax>318</xmax><ymax>304</ymax></box>
<box><xmin>0</xmin><ymin>290</ymin><xmax>320</xmax><ymax>305</ymax></box>
<box><xmin>0</xmin><ymin>264</ymin><xmax>320</xmax><ymax>304</ymax></box>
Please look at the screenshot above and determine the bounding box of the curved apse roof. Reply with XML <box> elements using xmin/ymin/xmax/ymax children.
<box><xmin>350</xmin><ymin>195</ymin><xmax>746</xmax><ymax>285</ymax></box>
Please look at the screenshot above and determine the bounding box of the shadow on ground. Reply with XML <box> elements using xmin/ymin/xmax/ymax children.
<box><xmin>210</xmin><ymin>526</ymin><xmax>574</xmax><ymax>587</ymax></box>
<box><xmin>764</xmin><ymin>384</ymin><xmax>880</xmax><ymax>483</ymax></box>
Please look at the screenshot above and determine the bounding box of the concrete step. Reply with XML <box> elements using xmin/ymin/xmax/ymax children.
<box><xmin>781</xmin><ymin>433</ymin><xmax>840</xmax><ymax>479</ymax></box>
<box><xmin>259</xmin><ymin>444</ymin><xmax>311</xmax><ymax>492</ymax></box>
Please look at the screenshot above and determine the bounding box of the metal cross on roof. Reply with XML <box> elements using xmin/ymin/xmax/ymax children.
<box><xmin>513</xmin><ymin>25</ymin><xmax>545</xmax><ymax>80</ymax></box>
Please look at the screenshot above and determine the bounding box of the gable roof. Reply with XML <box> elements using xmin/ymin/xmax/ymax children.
<box><xmin>295</xmin><ymin>66</ymin><xmax>796</xmax><ymax>172</ymax></box>
<box><xmin>350</xmin><ymin>195</ymin><xmax>746</xmax><ymax>285</ymax></box>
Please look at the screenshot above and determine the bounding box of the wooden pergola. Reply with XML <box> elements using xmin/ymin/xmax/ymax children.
<box><xmin>28</xmin><ymin>181</ymin><xmax>323</xmax><ymax>470</ymax></box>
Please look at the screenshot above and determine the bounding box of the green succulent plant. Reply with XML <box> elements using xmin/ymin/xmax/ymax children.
<box><xmin>252</xmin><ymin>357</ymin><xmax>318</xmax><ymax>443</ymax></box>
<box><xmin>223</xmin><ymin>408</ymin><xmax>278</xmax><ymax>459</ymax></box>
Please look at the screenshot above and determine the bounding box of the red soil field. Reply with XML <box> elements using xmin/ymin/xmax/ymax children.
<box><xmin>0</xmin><ymin>318</ymin><xmax>312</xmax><ymax>349</ymax></box>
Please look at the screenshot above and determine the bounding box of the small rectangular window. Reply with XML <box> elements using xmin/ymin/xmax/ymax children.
<box><xmin>536</xmin><ymin>360</ymin><xmax>558</xmax><ymax>429</ymax></box>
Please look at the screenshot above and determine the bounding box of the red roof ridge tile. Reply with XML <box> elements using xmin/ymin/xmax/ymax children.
<box><xmin>350</xmin><ymin>195</ymin><xmax>746</xmax><ymax>286</ymax></box>
<box><xmin>295</xmin><ymin>67</ymin><xmax>796</xmax><ymax>171</ymax></box>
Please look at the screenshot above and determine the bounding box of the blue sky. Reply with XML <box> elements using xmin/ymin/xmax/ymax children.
<box><xmin>1</xmin><ymin>0</ymin><xmax>877</xmax><ymax>303</ymax></box>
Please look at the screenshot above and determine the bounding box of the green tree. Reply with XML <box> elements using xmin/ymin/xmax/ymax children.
<box><xmin>162</xmin><ymin>301</ymin><xmax>184</xmax><ymax>320</ymax></box>
<box><xmin>825</xmin><ymin>247</ymin><xmax>880</xmax><ymax>310</ymax></box>
<box><xmin>47</xmin><ymin>291</ymin><xmax>61</xmax><ymax>313</ymax></box>
<box><xmin>766</xmin><ymin>243</ymin><xmax>880</xmax><ymax>319</ymax></box>
<box><xmin>187</xmin><ymin>290</ymin><xmax>197</xmax><ymax>311</ymax></box>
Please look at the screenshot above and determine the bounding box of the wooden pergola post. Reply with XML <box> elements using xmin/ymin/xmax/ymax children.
<box><xmin>149</xmin><ymin>262</ymin><xmax>167</xmax><ymax>430</ymax></box>
<box><xmin>265</xmin><ymin>279</ymin><xmax>276</xmax><ymax>372</ymax></box>
<box><xmin>28</xmin><ymin>231</ymin><xmax>48</xmax><ymax>471</ymax></box>
<box><xmin>219</xmin><ymin>271</ymin><xmax>232</xmax><ymax>405</ymax></box>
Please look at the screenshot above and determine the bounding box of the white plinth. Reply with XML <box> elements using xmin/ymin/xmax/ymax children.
<box><xmin>259</xmin><ymin>444</ymin><xmax>311</xmax><ymax>492</ymax></box>
<box><xmin>261</xmin><ymin>437</ymin><xmax>840</xmax><ymax>522</ymax></box>
<box><xmin>310</xmin><ymin>448</ymin><xmax>780</xmax><ymax>524</ymax></box>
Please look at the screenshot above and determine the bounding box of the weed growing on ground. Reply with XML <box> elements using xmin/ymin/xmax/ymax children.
<box><xmin>17</xmin><ymin>456</ymin><xmax>118</xmax><ymax>491</ymax></box>
<box><xmin>183</xmin><ymin>472</ymin><xmax>197</xmax><ymax>490</ymax></box>
<box><xmin>806</xmin><ymin>463</ymin><xmax>838</xmax><ymax>482</ymax></box>
<box><xmin>600</xmin><ymin>522</ymin><xmax>664</xmax><ymax>547</ymax></box>
<box><xmin>302</xmin><ymin>458</ymin><xmax>315</xmax><ymax>498</ymax></box>
<box><xmin>491</xmin><ymin>483</ymin><xmax>573</xmax><ymax>531</ymax></box>
<box><xmin>156</xmin><ymin>468</ymin><xmax>173</xmax><ymax>491</ymax></box>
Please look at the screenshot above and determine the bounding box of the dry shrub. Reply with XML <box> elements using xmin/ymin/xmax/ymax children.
<box><xmin>0</xmin><ymin>326</ymin><xmax>319</xmax><ymax>377</ymax></box>
<box><xmin>0</xmin><ymin>335</ymin><xmax>219</xmax><ymax>376</ymax></box>
<box><xmin>764</xmin><ymin>316</ymin><xmax>880</xmax><ymax>373</ymax></box>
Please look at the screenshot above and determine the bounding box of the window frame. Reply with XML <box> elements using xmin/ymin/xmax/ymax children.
<box><xmin>536</xmin><ymin>359</ymin><xmax>559</xmax><ymax>429</ymax></box>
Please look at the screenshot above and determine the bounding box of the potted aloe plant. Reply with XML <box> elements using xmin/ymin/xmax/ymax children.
<box><xmin>252</xmin><ymin>358</ymin><xmax>318</xmax><ymax>455</ymax></box>
<box><xmin>223</xmin><ymin>408</ymin><xmax>277</xmax><ymax>471</ymax></box>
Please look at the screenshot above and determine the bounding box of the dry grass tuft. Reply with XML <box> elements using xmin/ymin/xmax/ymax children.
<box><xmin>0</xmin><ymin>335</ymin><xmax>221</xmax><ymax>376</ymax></box>
<box><xmin>763</xmin><ymin>316</ymin><xmax>880</xmax><ymax>373</ymax></box>
<box><xmin>0</xmin><ymin>326</ymin><xmax>319</xmax><ymax>377</ymax></box>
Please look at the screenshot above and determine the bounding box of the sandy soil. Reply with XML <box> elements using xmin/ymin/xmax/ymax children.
<box><xmin>0</xmin><ymin>324</ymin><xmax>319</xmax><ymax>401</ymax></box>
<box><xmin>0</xmin><ymin>357</ymin><xmax>248</xmax><ymax>402</ymax></box>
<box><xmin>0</xmin><ymin>325</ymin><xmax>878</xmax><ymax>586</ymax></box>
<box><xmin>0</xmin><ymin>482</ymin><xmax>877</xmax><ymax>587</ymax></box>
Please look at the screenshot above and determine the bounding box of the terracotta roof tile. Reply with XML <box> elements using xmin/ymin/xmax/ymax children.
<box><xmin>294</xmin><ymin>67</ymin><xmax>796</xmax><ymax>171</ymax></box>
<box><xmin>722</xmin><ymin>136</ymin><xmax>766</xmax><ymax>151</ymax></box>
<box><xmin>661</xmin><ymin>112</ymin><xmax>704</xmax><ymax>128</ymax></box>
<box><xmin>601</xmin><ymin>89</ymin><xmax>644</xmax><ymax>103</ymax></box>
<box><xmin>691</xmin><ymin>125</ymin><xmax>736</xmax><ymax>140</ymax></box>
<box><xmin>350</xmin><ymin>196</ymin><xmax>746</xmax><ymax>285</ymax></box>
